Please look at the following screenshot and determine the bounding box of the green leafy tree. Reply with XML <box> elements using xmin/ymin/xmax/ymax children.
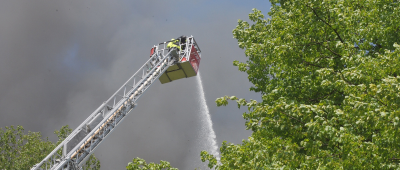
<box><xmin>126</xmin><ymin>157</ymin><xmax>178</xmax><ymax>170</ymax></box>
<box><xmin>0</xmin><ymin>125</ymin><xmax>100</xmax><ymax>170</ymax></box>
<box><xmin>0</xmin><ymin>126</ymin><xmax>54</xmax><ymax>169</ymax></box>
<box><xmin>202</xmin><ymin>0</ymin><xmax>400</xmax><ymax>169</ymax></box>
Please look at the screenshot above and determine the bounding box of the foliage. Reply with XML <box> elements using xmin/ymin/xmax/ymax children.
<box><xmin>0</xmin><ymin>126</ymin><xmax>55</xmax><ymax>169</ymax></box>
<box><xmin>200</xmin><ymin>150</ymin><xmax>218</xmax><ymax>169</ymax></box>
<box><xmin>83</xmin><ymin>154</ymin><xmax>101</xmax><ymax>170</ymax></box>
<box><xmin>0</xmin><ymin>125</ymin><xmax>100</xmax><ymax>170</ymax></box>
<box><xmin>126</xmin><ymin>157</ymin><xmax>178</xmax><ymax>170</ymax></box>
<box><xmin>203</xmin><ymin>0</ymin><xmax>400</xmax><ymax>169</ymax></box>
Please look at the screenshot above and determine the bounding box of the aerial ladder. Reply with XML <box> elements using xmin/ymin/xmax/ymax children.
<box><xmin>32</xmin><ymin>35</ymin><xmax>202</xmax><ymax>170</ymax></box>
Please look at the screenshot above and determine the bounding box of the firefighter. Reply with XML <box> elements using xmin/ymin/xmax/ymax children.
<box><xmin>177</xmin><ymin>35</ymin><xmax>187</xmax><ymax>50</ymax></box>
<box><xmin>167</xmin><ymin>39</ymin><xmax>181</xmax><ymax>51</ymax></box>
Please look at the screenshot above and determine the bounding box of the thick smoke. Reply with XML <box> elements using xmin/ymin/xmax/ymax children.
<box><xmin>0</xmin><ymin>0</ymin><xmax>269</xmax><ymax>169</ymax></box>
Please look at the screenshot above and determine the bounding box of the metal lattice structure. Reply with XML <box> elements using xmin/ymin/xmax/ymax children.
<box><xmin>32</xmin><ymin>36</ymin><xmax>201</xmax><ymax>170</ymax></box>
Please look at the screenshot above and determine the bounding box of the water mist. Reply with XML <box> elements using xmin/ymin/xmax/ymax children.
<box><xmin>196</xmin><ymin>72</ymin><xmax>220</xmax><ymax>161</ymax></box>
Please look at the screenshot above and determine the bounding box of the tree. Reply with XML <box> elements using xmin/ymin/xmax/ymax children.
<box><xmin>202</xmin><ymin>0</ymin><xmax>400</xmax><ymax>169</ymax></box>
<box><xmin>0</xmin><ymin>125</ymin><xmax>100</xmax><ymax>170</ymax></box>
<box><xmin>126</xmin><ymin>157</ymin><xmax>178</xmax><ymax>170</ymax></box>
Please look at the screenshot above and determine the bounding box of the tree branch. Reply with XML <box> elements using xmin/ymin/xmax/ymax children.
<box><xmin>373</xmin><ymin>96</ymin><xmax>388</xmax><ymax>107</ymax></box>
<box><xmin>306</xmin><ymin>4</ymin><xmax>344</xmax><ymax>43</ymax></box>
<box><xmin>309</xmin><ymin>41</ymin><xmax>343</xmax><ymax>58</ymax></box>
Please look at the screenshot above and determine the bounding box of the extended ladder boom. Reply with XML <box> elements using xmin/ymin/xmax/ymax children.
<box><xmin>32</xmin><ymin>36</ymin><xmax>201</xmax><ymax>170</ymax></box>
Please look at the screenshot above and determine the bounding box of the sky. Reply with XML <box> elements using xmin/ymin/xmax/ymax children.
<box><xmin>0</xmin><ymin>0</ymin><xmax>271</xmax><ymax>169</ymax></box>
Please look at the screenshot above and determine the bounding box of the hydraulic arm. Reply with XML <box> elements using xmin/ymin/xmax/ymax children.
<box><xmin>32</xmin><ymin>35</ymin><xmax>201</xmax><ymax>170</ymax></box>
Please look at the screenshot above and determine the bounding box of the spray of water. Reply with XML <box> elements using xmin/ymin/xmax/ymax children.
<box><xmin>196</xmin><ymin>72</ymin><xmax>220</xmax><ymax>162</ymax></box>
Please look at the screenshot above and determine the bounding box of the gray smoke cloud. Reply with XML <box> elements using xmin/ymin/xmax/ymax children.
<box><xmin>0</xmin><ymin>0</ymin><xmax>270</xmax><ymax>169</ymax></box>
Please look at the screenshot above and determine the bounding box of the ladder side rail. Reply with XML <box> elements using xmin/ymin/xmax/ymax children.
<box><xmin>56</xmin><ymin>56</ymin><xmax>173</xmax><ymax>169</ymax></box>
<box><xmin>102</xmin><ymin>53</ymin><xmax>165</xmax><ymax>111</ymax></box>
<box><xmin>50</xmin><ymin>57</ymin><xmax>165</xmax><ymax>169</ymax></box>
<box><xmin>64</xmin><ymin>55</ymin><xmax>170</xmax><ymax>167</ymax></box>
<box><xmin>32</xmin><ymin>51</ymin><xmax>171</xmax><ymax>170</ymax></box>
<box><xmin>76</xmin><ymin>55</ymin><xmax>174</xmax><ymax>168</ymax></box>
<box><xmin>31</xmin><ymin>102</ymin><xmax>107</xmax><ymax>170</ymax></box>
<box><xmin>52</xmin><ymin>54</ymin><xmax>175</xmax><ymax>170</ymax></box>
<box><xmin>103</xmin><ymin>51</ymin><xmax>167</xmax><ymax>105</ymax></box>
